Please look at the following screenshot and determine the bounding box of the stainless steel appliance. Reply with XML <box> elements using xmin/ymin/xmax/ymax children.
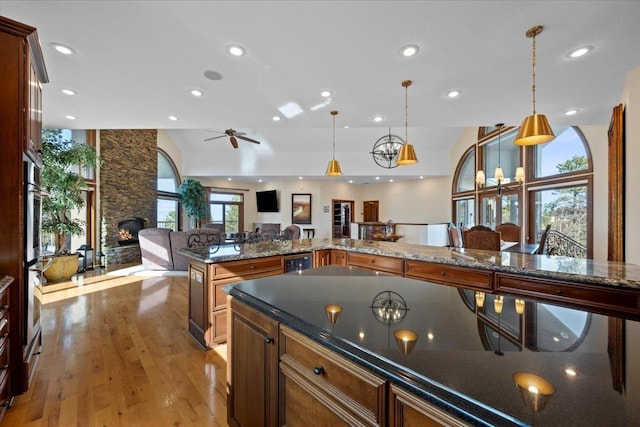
<box><xmin>284</xmin><ymin>252</ymin><xmax>313</xmax><ymax>272</ymax></box>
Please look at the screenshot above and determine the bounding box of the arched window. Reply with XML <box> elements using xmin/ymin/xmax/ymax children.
<box><xmin>451</xmin><ymin>126</ymin><xmax>593</xmax><ymax>257</ymax></box>
<box><xmin>157</xmin><ymin>149</ymin><xmax>181</xmax><ymax>230</ymax></box>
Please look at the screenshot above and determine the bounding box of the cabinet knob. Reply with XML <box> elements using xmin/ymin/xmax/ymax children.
<box><xmin>555</xmin><ymin>290</ymin><xmax>563</xmax><ymax>296</ymax></box>
<box><xmin>440</xmin><ymin>271</ymin><xmax>446</xmax><ymax>276</ymax></box>
<box><xmin>264</xmin><ymin>337</ymin><xmax>273</xmax><ymax>344</ymax></box>
<box><xmin>313</xmin><ymin>366</ymin><xmax>324</xmax><ymax>375</ymax></box>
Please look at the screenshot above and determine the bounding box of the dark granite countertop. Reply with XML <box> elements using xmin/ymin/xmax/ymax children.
<box><xmin>226</xmin><ymin>265</ymin><xmax>640</xmax><ymax>427</ymax></box>
<box><xmin>178</xmin><ymin>238</ymin><xmax>640</xmax><ymax>290</ymax></box>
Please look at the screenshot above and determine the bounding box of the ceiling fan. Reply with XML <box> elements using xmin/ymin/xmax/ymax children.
<box><xmin>204</xmin><ymin>129</ymin><xmax>261</xmax><ymax>149</ymax></box>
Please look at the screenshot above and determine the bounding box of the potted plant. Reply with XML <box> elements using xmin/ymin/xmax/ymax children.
<box><xmin>41</xmin><ymin>129</ymin><xmax>102</xmax><ymax>281</ymax></box>
<box><xmin>178</xmin><ymin>178</ymin><xmax>207</xmax><ymax>228</ymax></box>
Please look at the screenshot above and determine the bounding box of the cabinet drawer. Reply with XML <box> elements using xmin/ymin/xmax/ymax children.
<box><xmin>347</xmin><ymin>253</ymin><xmax>404</xmax><ymax>275</ymax></box>
<box><xmin>280</xmin><ymin>326</ymin><xmax>385</xmax><ymax>425</ymax></box>
<box><xmin>390</xmin><ymin>384</ymin><xmax>470</xmax><ymax>427</ymax></box>
<box><xmin>496</xmin><ymin>273</ymin><xmax>640</xmax><ymax>317</ymax></box>
<box><xmin>0</xmin><ymin>284</ymin><xmax>8</xmax><ymax>314</ymax></box>
<box><xmin>331</xmin><ymin>250</ymin><xmax>347</xmax><ymax>266</ymax></box>
<box><xmin>405</xmin><ymin>260</ymin><xmax>493</xmax><ymax>291</ymax></box>
<box><xmin>212</xmin><ymin>256</ymin><xmax>283</xmax><ymax>280</ymax></box>
<box><xmin>210</xmin><ymin>310</ymin><xmax>227</xmax><ymax>344</ymax></box>
<box><xmin>0</xmin><ymin>317</ymin><xmax>7</xmax><ymax>351</ymax></box>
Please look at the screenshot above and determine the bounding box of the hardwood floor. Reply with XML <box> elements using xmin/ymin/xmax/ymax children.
<box><xmin>3</xmin><ymin>268</ymin><xmax>229</xmax><ymax>426</ymax></box>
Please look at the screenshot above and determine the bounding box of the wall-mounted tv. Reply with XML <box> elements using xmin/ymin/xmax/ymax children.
<box><xmin>256</xmin><ymin>190</ymin><xmax>279</xmax><ymax>212</ymax></box>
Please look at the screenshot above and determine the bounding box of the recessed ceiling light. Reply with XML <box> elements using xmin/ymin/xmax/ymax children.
<box><xmin>348</xmin><ymin>180</ymin><xmax>353</xmax><ymax>183</ymax></box>
<box><xmin>228</xmin><ymin>178</ymin><xmax>232</xmax><ymax>181</ymax></box>
<box><xmin>51</xmin><ymin>43</ymin><xmax>75</xmax><ymax>55</ymax></box>
<box><xmin>228</xmin><ymin>45</ymin><xmax>245</xmax><ymax>57</ymax></box>
<box><xmin>375</xmin><ymin>176</ymin><xmax>380</xmax><ymax>180</ymax></box>
<box><xmin>389</xmin><ymin>179</ymin><xmax>394</xmax><ymax>183</ymax></box>
<box><xmin>272</xmin><ymin>115</ymin><xmax>281</xmax><ymax>121</ymax></box>
<box><xmin>564</xmin><ymin>109</ymin><xmax>579</xmax><ymax>116</ymax></box>
<box><xmin>447</xmin><ymin>90</ymin><xmax>461</xmax><ymax>98</ymax></box>
<box><xmin>343</xmin><ymin>125</ymin><xmax>349</xmax><ymax>129</ymax></box>
<box><xmin>258</xmin><ymin>179</ymin><xmax>263</xmax><ymax>183</ymax></box>
<box><xmin>298</xmin><ymin>176</ymin><xmax>303</xmax><ymax>180</ymax></box>
<box><xmin>203</xmin><ymin>70</ymin><xmax>224</xmax><ymax>81</ymax></box>
<box><xmin>61</xmin><ymin>89</ymin><xmax>76</xmax><ymax>96</ymax></box>
<box><xmin>190</xmin><ymin>89</ymin><xmax>203</xmax><ymax>97</ymax></box>
<box><xmin>565</xmin><ymin>368</ymin><xmax>577</xmax><ymax>377</ymax></box>
<box><xmin>320</xmin><ymin>90</ymin><xmax>332</xmax><ymax>98</ymax></box>
<box><xmin>65</xmin><ymin>115</ymin><xmax>76</xmax><ymax>120</ymax></box>
<box><xmin>568</xmin><ymin>46</ymin><xmax>593</xmax><ymax>59</ymax></box>
<box><xmin>400</xmin><ymin>44</ymin><xmax>420</xmax><ymax>57</ymax></box>
<box><xmin>419</xmin><ymin>176</ymin><xmax>424</xmax><ymax>179</ymax></box>
<box><xmin>168</xmin><ymin>115</ymin><xmax>178</xmax><ymax>121</ymax></box>
<box><xmin>373</xmin><ymin>115</ymin><xmax>385</xmax><ymax>122</ymax></box>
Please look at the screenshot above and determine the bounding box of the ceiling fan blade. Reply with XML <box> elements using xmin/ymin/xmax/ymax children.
<box><xmin>236</xmin><ymin>135</ymin><xmax>261</xmax><ymax>144</ymax></box>
<box><xmin>230</xmin><ymin>136</ymin><xmax>239</xmax><ymax>149</ymax></box>
<box><xmin>204</xmin><ymin>135</ymin><xmax>228</xmax><ymax>141</ymax></box>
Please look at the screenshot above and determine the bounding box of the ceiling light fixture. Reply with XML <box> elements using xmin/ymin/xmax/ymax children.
<box><xmin>320</xmin><ymin>90</ymin><xmax>332</xmax><ymax>98</ymax></box>
<box><xmin>228</xmin><ymin>45</ymin><xmax>245</xmax><ymax>56</ymax></box>
<box><xmin>568</xmin><ymin>46</ymin><xmax>592</xmax><ymax>59</ymax></box>
<box><xmin>65</xmin><ymin>115</ymin><xmax>76</xmax><ymax>120</ymax></box>
<box><xmin>61</xmin><ymin>89</ymin><xmax>76</xmax><ymax>96</ymax></box>
<box><xmin>564</xmin><ymin>109</ymin><xmax>579</xmax><ymax>116</ymax></box>
<box><xmin>371</xmin><ymin>129</ymin><xmax>405</xmax><ymax>169</ymax></box>
<box><xmin>373</xmin><ymin>115</ymin><xmax>384</xmax><ymax>123</ymax></box>
<box><xmin>190</xmin><ymin>89</ymin><xmax>203</xmax><ymax>97</ymax></box>
<box><xmin>514</xmin><ymin>25</ymin><xmax>555</xmax><ymax>146</ymax></box>
<box><xmin>168</xmin><ymin>115</ymin><xmax>178</xmax><ymax>121</ymax></box>
<box><xmin>325</xmin><ymin>110</ymin><xmax>343</xmax><ymax>177</ymax></box>
<box><xmin>400</xmin><ymin>44</ymin><xmax>419</xmax><ymax>57</ymax></box>
<box><xmin>203</xmin><ymin>70</ymin><xmax>224</xmax><ymax>81</ymax></box>
<box><xmin>447</xmin><ymin>90</ymin><xmax>461</xmax><ymax>98</ymax></box>
<box><xmin>396</xmin><ymin>80</ymin><xmax>418</xmax><ymax>165</ymax></box>
<box><xmin>272</xmin><ymin>115</ymin><xmax>281</xmax><ymax>121</ymax></box>
<box><xmin>51</xmin><ymin>42</ymin><xmax>75</xmax><ymax>55</ymax></box>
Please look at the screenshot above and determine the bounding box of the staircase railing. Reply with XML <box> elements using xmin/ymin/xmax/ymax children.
<box><xmin>544</xmin><ymin>230</ymin><xmax>587</xmax><ymax>258</ymax></box>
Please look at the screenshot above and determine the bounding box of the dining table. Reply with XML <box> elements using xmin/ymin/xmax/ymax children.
<box><xmin>500</xmin><ymin>241</ymin><xmax>539</xmax><ymax>254</ymax></box>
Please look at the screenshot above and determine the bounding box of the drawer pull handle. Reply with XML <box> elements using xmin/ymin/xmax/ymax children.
<box><xmin>313</xmin><ymin>366</ymin><xmax>324</xmax><ymax>375</ymax></box>
<box><xmin>263</xmin><ymin>337</ymin><xmax>273</xmax><ymax>344</ymax></box>
<box><xmin>555</xmin><ymin>290</ymin><xmax>563</xmax><ymax>296</ymax></box>
<box><xmin>440</xmin><ymin>271</ymin><xmax>446</xmax><ymax>276</ymax></box>
<box><xmin>250</xmin><ymin>265</ymin><xmax>256</xmax><ymax>269</ymax></box>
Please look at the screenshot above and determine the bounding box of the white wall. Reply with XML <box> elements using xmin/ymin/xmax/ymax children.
<box><xmin>157</xmin><ymin>129</ymin><xmax>183</xmax><ymax>176</ymax></box>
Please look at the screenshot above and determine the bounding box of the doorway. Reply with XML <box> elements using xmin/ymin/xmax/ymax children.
<box><xmin>363</xmin><ymin>200</ymin><xmax>379</xmax><ymax>222</ymax></box>
<box><xmin>331</xmin><ymin>199</ymin><xmax>354</xmax><ymax>238</ymax></box>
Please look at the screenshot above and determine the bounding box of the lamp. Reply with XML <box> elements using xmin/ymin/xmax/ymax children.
<box><xmin>513</xmin><ymin>372</ymin><xmax>556</xmax><ymax>413</ymax></box>
<box><xmin>494</xmin><ymin>123</ymin><xmax>504</xmax><ymax>195</ymax></box>
<box><xmin>514</xmin><ymin>25</ymin><xmax>555</xmax><ymax>146</ymax></box>
<box><xmin>515</xmin><ymin>166</ymin><xmax>525</xmax><ymax>183</ymax></box>
<box><xmin>515</xmin><ymin>298</ymin><xmax>526</xmax><ymax>314</ymax></box>
<box><xmin>394</xmin><ymin>329</ymin><xmax>418</xmax><ymax>356</ymax></box>
<box><xmin>371</xmin><ymin>129</ymin><xmax>405</xmax><ymax>169</ymax></box>
<box><xmin>324</xmin><ymin>304</ymin><xmax>343</xmax><ymax>324</ymax></box>
<box><xmin>396</xmin><ymin>80</ymin><xmax>418</xmax><ymax>165</ymax></box>
<box><xmin>475</xmin><ymin>291</ymin><xmax>485</xmax><ymax>308</ymax></box>
<box><xmin>325</xmin><ymin>110</ymin><xmax>343</xmax><ymax>176</ymax></box>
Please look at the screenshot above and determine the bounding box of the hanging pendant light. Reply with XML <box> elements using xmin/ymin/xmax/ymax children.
<box><xmin>514</xmin><ymin>25</ymin><xmax>554</xmax><ymax>146</ymax></box>
<box><xmin>396</xmin><ymin>80</ymin><xmax>418</xmax><ymax>165</ymax></box>
<box><xmin>325</xmin><ymin>110</ymin><xmax>343</xmax><ymax>176</ymax></box>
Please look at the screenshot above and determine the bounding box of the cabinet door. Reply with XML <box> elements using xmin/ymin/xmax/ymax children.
<box><xmin>187</xmin><ymin>262</ymin><xmax>208</xmax><ymax>348</ymax></box>
<box><xmin>331</xmin><ymin>250</ymin><xmax>347</xmax><ymax>266</ymax></box>
<box><xmin>314</xmin><ymin>250</ymin><xmax>332</xmax><ymax>267</ymax></box>
<box><xmin>228</xmin><ymin>298</ymin><xmax>279</xmax><ymax>427</ymax></box>
<box><xmin>390</xmin><ymin>384</ymin><xmax>470</xmax><ymax>427</ymax></box>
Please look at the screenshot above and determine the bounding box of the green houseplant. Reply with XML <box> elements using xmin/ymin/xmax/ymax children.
<box><xmin>178</xmin><ymin>178</ymin><xmax>207</xmax><ymax>228</ymax></box>
<box><xmin>41</xmin><ymin>129</ymin><xmax>101</xmax><ymax>280</ymax></box>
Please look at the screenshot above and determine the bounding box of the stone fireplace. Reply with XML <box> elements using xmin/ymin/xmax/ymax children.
<box><xmin>117</xmin><ymin>217</ymin><xmax>145</xmax><ymax>245</ymax></box>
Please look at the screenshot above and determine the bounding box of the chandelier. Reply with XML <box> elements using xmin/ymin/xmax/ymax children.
<box><xmin>371</xmin><ymin>129</ymin><xmax>405</xmax><ymax>169</ymax></box>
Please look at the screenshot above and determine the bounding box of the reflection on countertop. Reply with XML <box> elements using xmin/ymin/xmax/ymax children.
<box><xmin>178</xmin><ymin>238</ymin><xmax>640</xmax><ymax>290</ymax></box>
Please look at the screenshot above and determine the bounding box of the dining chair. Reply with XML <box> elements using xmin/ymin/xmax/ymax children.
<box><xmin>495</xmin><ymin>223</ymin><xmax>521</xmax><ymax>243</ymax></box>
<box><xmin>282</xmin><ymin>224</ymin><xmax>302</xmax><ymax>241</ymax></box>
<box><xmin>448</xmin><ymin>224</ymin><xmax>463</xmax><ymax>248</ymax></box>
<box><xmin>533</xmin><ymin>224</ymin><xmax>552</xmax><ymax>255</ymax></box>
<box><xmin>463</xmin><ymin>228</ymin><xmax>501</xmax><ymax>251</ymax></box>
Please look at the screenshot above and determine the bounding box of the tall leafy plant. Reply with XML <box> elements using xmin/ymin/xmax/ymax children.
<box><xmin>41</xmin><ymin>129</ymin><xmax>101</xmax><ymax>256</ymax></box>
<box><xmin>179</xmin><ymin>178</ymin><xmax>207</xmax><ymax>228</ymax></box>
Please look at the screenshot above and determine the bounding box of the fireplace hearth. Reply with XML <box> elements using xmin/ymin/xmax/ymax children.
<box><xmin>117</xmin><ymin>216</ymin><xmax>145</xmax><ymax>246</ymax></box>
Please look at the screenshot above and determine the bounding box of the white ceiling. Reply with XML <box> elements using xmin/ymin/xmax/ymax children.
<box><xmin>3</xmin><ymin>1</ymin><xmax>640</xmax><ymax>183</ymax></box>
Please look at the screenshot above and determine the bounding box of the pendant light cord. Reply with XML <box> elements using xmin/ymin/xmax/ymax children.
<box><xmin>331</xmin><ymin>110</ymin><xmax>338</xmax><ymax>160</ymax></box>
<box><xmin>404</xmin><ymin>83</ymin><xmax>409</xmax><ymax>144</ymax></box>
<box><xmin>531</xmin><ymin>32</ymin><xmax>537</xmax><ymax>115</ymax></box>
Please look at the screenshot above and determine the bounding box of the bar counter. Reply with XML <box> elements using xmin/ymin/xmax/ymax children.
<box><xmin>179</xmin><ymin>238</ymin><xmax>640</xmax><ymax>290</ymax></box>
<box><xmin>226</xmin><ymin>265</ymin><xmax>640</xmax><ymax>426</ymax></box>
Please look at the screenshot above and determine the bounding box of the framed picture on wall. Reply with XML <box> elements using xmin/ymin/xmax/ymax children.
<box><xmin>292</xmin><ymin>193</ymin><xmax>312</xmax><ymax>224</ymax></box>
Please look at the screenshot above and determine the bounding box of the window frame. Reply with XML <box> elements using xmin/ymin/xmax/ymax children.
<box><xmin>157</xmin><ymin>148</ymin><xmax>182</xmax><ymax>230</ymax></box>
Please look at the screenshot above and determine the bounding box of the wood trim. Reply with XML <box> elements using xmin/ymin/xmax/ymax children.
<box><xmin>608</xmin><ymin>104</ymin><xmax>625</xmax><ymax>262</ymax></box>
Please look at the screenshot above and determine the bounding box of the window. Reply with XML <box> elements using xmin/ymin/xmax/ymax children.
<box><xmin>157</xmin><ymin>149</ymin><xmax>181</xmax><ymax>230</ymax></box>
<box><xmin>209</xmin><ymin>192</ymin><xmax>244</xmax><ymax>235</ymax></box>
<box><xmin>452</xmin><ymin>126</ymin><xmax>593</xmax><ymax>257</ymax></box>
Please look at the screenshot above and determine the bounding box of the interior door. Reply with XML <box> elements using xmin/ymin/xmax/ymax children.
<box><xmin>363</xmin><ymin>201</ymin><xmax>379</xmax><ymax>222</ymax></box>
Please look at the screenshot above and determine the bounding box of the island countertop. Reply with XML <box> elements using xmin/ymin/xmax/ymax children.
<box><xmin>178</xmin><ymin>238</ymin><xmax>640</xmax><ymax>290</ymax></box>
<box><xmin>226</xmin><ymin>265</ymin><xmax>640</xmax><ymax>427</ymax></box>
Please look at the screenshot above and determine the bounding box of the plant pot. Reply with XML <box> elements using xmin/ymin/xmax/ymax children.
<box><xmin>43</xmin><ymin>254</ymin><xmax>79</xmax><ymax>283</ymax></box>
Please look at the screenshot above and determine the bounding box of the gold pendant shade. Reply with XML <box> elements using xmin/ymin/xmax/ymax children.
<box><xmin>397</xmin><ymin>79</ymin><xmax>418</xmax><ymax>165</ymax></box>
<box><xmin>325</xmin><ymin>110</ymin><xmax>343</xmax><ymax>176</ymax></box>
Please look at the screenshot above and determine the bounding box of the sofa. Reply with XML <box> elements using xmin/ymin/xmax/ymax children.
<box><xmin>138</xmin><ymin>228</ymin><xmax>188</xmax><ymax>271</ymax></box>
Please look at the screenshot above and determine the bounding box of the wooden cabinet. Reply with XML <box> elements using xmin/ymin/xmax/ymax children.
<box><xmin>0</xmin><ymin>277</ymin><xmax>12</xmax><ymax>418</ymax></box>
<box><xmin>0</xmin><ymin>16</ymin><xmax>48</xmax><ymax>402</ymax></box>
<box><xmin>389</xmin><ymin>384</ymin><xmax>470</xmax><ymax>427</ymax></box>
<box><xmin>347</xmin><ymin>252</ymin><xmax>404</xmax><ymax>276</ymax></box>
<box><xmin>188</xmin><ymin>256</ymin><xmax>283</xmax><ymax>348</ymax></box>
<box><xmin>405</xmin><ymin>260</ymin><xmax>493</xmax><ymax>291</ymax></box>
<box><xmin>279</xmin><ymin>326</ymin><xmax>386</xmax><ymax>427</ymax></box>
<box><xmin>496</xmin><ymin>273</ymin><xmax>640</xmax><ymax>320</ymax></box>
<box><xmin>228</xmin><ymin>298</ymin><xmax>279</xmax><ymax>427</ymax></box>
<box><xmin>331</xmin><ymin>249</ymin><xmax>347</xmax><ymax>266</ymax></box>
<box><xmin>314</xmin><ymin>250</ymin><xmax>332</xmax><ymax>268</ymax></box>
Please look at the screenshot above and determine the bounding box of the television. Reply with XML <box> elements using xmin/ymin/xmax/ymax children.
<box><xmin>256</xmin><ymin>190</ymin><xmax>279</xmax><ymax>212</ymax></box>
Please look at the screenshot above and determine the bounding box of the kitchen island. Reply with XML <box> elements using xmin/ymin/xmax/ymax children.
<box><xmin>179</xmin><ymin>238</ymin><xmax>640</xmax><ymax>348</ymax></box>
<box><xmin>225</xmin><ymin>265</ymin><xmax>640</xmax><ymax>427</ymax></box>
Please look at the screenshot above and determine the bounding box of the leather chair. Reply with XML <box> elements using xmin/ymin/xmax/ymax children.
<box><xmin>448</xmin><ymin>224</ymin><xmax>463</xmax><ymax>248</ymax></box>
<box><xmin>138</xmin><ymin>228</ymin><xmax>174</xmax><ymax>270</ymax></box>
<box><xmin>463</xmin><ymin>227</ymin><xmax>501</xmax><ymax>251</ymax></box>
<box><xmin>495</xmin><ymin>223</ymin><xmax>521</xmax><ymax>243</ymax></box>
<box><xmin>282</xmin><ymin>224</ymin><xmax>302</xmax><ymax>241</ymax></box>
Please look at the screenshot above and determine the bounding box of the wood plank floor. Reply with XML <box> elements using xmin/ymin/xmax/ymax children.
<box><xmin>3</xmin><ymin>268</ymin><xmax>229</xmax><ymax>427</ymax></box>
